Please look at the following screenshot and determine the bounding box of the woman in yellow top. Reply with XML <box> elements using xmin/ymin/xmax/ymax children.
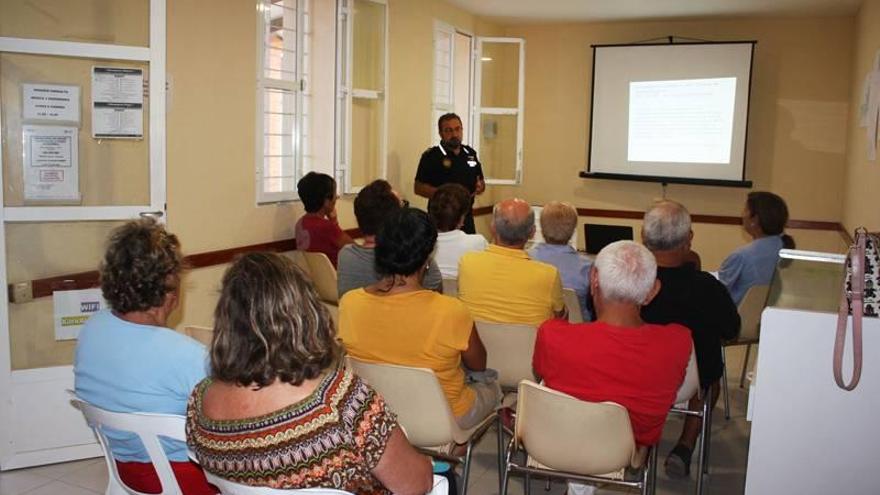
<box><xmin>339</xmin><ymin>207</ymin><xmax>499</xmax><ymax>429</ymax></box>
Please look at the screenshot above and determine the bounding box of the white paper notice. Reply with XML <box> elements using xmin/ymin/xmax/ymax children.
<box><xmin>92</xmin><ymin>67</ymin><xmax>144</xmax><ymax>138</ymax></box>
<box><xmin>53</xmin><ymin>288</ymin><xmax>105</xmax><ymax>340</ymax></box>
<box><xmin>22</xmin><ymin>84</ymin><xmax>80</xmax><ymax>123</ymax></box>
<box><xmin>23</xmin><ymin>125</ymin><xmax>80</xmax><ymax>201</ymax></box>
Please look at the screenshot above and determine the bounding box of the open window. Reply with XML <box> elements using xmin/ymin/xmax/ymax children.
<box><xmin>474</xmin><ymin>37</ymin><xmax>525</xmax><ymax>185</ymax></box>
<box><xmin>255</xmin><ymin>0</ymin><xmax>309</xmax><ymax>203</ymax></box>
<box><xmin>432</xmin><ymin>22</ymin><xmax>473</xmax><ymax>143</ymax></box>
<box><xmin>336</xmin><ymin>0</ymin><xmax>388</xmax><ymax>194</ymax></box>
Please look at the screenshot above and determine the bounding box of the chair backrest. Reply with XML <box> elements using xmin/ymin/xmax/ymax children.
<box><xmin>184</xmin><ymin>325</ymin><xmax>213</xmax><ymax>347</ymax></box>
<box><xmin>72</xmin><ymin>397</ymin><xmax>186</xmax><ymax>495</ymax></box>
<box><xmin>441</xmin><ymin>278</ymin><xmax>458</xmax><ymax>297</ymax></box>
<box><xmin>674</xmin><ymin>346</ymin><xmax>700</xmax><ymax>406</ymax></box>
<box><xmin>475</xmin><ymin>320</ymin><xmax>538</xmax><ymax>390</ymax></box>
<box><xmin>345</xmin><ymin>357</ymin><xmax>458</xmax><ymax>447</ymax></box>
<box><xmin>515</xmin><ymin>380</ymin><xmax>636</xmax><ymax>475</ymax></box>
<box><xmin>300</xmin><ymin>251</ymin><xmax>338</xmax><ymax>304</ymax></box>
<box><xmin>562</xmin><ymin>288</ymin><xmax>584</xmax><ymax>323</ymax></box>
<box><xmin>284</xmin><ymin>250</ymin><xmax>313</xmax><ymax>277</ymax></box>
<box><xmin>738</xmin><ymin>284</ymin><xmax>771</xmax><ymax>342</ymax></box>
<box><xmin>205</xmin><ymin>472</ymin><xmax>353</xmax><ymax>495</ymax></box>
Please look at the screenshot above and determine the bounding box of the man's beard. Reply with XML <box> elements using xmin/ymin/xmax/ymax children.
<box><xmin>441</xmin><ymin>137</ymin><xmax>461</xmax><ymax>149</ymax></box>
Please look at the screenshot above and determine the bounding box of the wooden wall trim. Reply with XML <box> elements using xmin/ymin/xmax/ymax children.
<box><xmin>475</xmin><ymin>205</ymin><xmax>844</xmax><ymax>232</ymax></box>
<box><xmin>10</xmin><ymin>227</ymin><xmax>361</xmax><ymax>302</ymax></box>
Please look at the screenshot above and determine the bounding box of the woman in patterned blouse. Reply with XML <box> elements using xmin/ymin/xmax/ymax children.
<box><xmin>186</xmin><ymin>252</ymin><xmax>432</xmax><ymax>494</ymax></box>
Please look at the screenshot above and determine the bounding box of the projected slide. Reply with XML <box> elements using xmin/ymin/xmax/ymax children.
<box><xmin>627</xmin><ymin>77</ymin><xmax>737</xmax><ymax>164</ymax></box>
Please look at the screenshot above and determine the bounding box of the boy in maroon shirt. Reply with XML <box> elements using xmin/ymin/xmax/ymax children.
<box><xmin>294</xmin><ymin>172</ymin><xmax>353</xmax><ymax>267</ymax></box>
<box><xmin>533</xmin><ymin>240</ymin><xmax>691</xmax><ymax>448</ymax></box>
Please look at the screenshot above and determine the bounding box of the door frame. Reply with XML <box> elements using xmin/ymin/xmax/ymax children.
<box><xmin>0</xmin><ymin>0</ymin><xmax>166</xmax><ymax>469</ymax></box>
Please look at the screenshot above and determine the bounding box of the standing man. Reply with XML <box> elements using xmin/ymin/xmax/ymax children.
<box><xmin>415</xmin><ymin>113</ymin><xmax>486</xmax><ymax>234</ymax></box>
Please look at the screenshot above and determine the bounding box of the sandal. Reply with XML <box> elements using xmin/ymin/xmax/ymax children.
<box><xmin>664</xmin><ymin>444</ymin><xmax>692</xmax><ymax>478</ymax></box>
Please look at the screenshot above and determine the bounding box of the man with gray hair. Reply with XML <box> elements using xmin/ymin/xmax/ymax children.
<box><xmin>534</xmin><ymin>240</ymin><xmax>691</xmax><ymax>453</ymax></box>
<box><xmin>641</xmin><ymin>200</ymin><xmax>740</xmax><ymax>478</ymax></box>
<box><xmin>458</xmin><ymin>198</ymin><xmax>566</xmax><ymax>325</ymax></box>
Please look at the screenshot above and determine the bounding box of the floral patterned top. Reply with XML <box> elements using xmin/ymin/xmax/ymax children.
<box><xmin>186</xmin><ymin>366</ymin><xmax>398</xmax><ymax>494</ymax></box>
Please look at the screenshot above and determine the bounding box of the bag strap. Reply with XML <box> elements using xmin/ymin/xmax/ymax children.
<box><xmin>834</xmin><ymin>229</ymin><xmax>866</xmax><ymax>391</ymax></box>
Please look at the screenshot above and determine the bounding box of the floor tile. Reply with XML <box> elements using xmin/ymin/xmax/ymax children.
<box><xmin>56</xmin><ymin>460</ymin><xmax>108</xmax><ymax>493</ymax></box>
<box><xmin>0</xmin><ymin>470</ymin><xmax>54</xmax><ymax>495</ymax></box>
<box><xmin>16</xmin><ymin>458</ymin><xmax>102</xmax><ymax>482</ymax></box>
<box><xmin>21</xmin><ymin>480</ymin><xmax>100</xmax><ymax>495</ymax></box>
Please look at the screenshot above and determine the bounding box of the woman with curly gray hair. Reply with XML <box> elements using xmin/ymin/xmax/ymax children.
<box><xmin>74</xmin><ymin>218</ymin><xmax>216</xmax><ymax>494</ymax></box>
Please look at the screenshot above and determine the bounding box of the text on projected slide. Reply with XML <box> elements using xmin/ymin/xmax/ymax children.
<box><xmin>627</xmin><ymin>77</ymin><xmax>737</xmax><ymax>164</ymax></box>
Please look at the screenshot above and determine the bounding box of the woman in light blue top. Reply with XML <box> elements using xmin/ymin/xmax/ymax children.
<box><xmin>719</xmin><ymin>192</ymin><xmax>795</xmax><ymax>305</ymax></box>
<box><xmin>530</xmin><ymin>201</ymin><xmax>593</xmax><ymax>320</ymax></box>
<box><xmin>74</xmin><ymin>218</ymin><xmax>215</xmax><ymax>494</ymax></box>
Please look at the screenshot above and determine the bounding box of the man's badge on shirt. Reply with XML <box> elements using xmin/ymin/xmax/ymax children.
<box><xmin>443</xmin><ymin>158</ymin><xmax>452</xmax><ymax>168</ymax></box>
<box><xmin>467</xmin><ymin>156</ymin><xmax>477</xmax><ymax>167</ymax></box>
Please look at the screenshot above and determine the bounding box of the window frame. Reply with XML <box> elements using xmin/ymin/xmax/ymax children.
<box><xmin>473</xmin><ymin>36</ymin><xmax>526</xmax><ymax>186</ymax></box>
<box><xmin>335</xmin><ymin>0</ymin><xmax>389</xmax><ymax>195</ymax></box>
<box><xmin>255</xmin><ymin>0</ymin><xmax>308</xmax><ymax>204</ymax></box>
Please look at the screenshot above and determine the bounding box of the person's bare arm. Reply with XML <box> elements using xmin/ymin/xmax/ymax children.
<box><xmin>327</xmin><ymin>209</ymin><xmax>354</xmax><ymax>248</ymax></box>
<box><xmin>474</xmin><ymin>176</ymin><xmax>486</xmax><ymax>195</ymax></box>
<box><xmin>414</xmin><ymin>180</ymin><xmax>437</xmax><ymax>199</ymax></box>
<box><xmin>461</xmin><ymin>325</ymin><xmax>487</xmax><ymax>371</ymax></box>
<box><xmin>371</xmin><ymin>428</ymin><xmax>433</xmax><ymax>495</ymax></box>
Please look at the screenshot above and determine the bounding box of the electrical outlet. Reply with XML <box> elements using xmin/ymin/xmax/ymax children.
<box><xmin>12</xmin><ymin>282</ymin><xmax>32</xmax><ymax>303</ymax></box>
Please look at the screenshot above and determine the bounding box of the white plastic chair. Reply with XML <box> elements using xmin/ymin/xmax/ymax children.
<box><xmin>668</xmin><ymin>348</ymin><xmax>713</xmax><ymax>495</ymax></box>
<box><xmin>205</xmin><ymin>472</ymin><xmax>449</xmax><ymax>495</ymax></box>
<box><xmin>502</xmin><ymin>380</ymin><xmax>655</xmax><ymax>495</ymax></box>
<box><xmin>441</xmin><ymin>278</ymin><xmax>459</xmax><ymax>297</ymax></box>
<box><xmin>562</xmin><ymin>288</ymin><xmax>584</xmax><ymax>323</ymax></box>
<box><xmin>722</xmin><ymin>284</ymin><xmax>770</xmax><ymax>419</ymax></box>
<box><xmin>474</xmin><ymin>320</ymin><xmax>538</xmax><ymax>392</ymax></box>
<box><xmin>71</xmin><ymin>397</ymin><xmax>188</xmax><ymax>495</ymax></box>
<box><xmin>346</xmin><ymin>357</ymin><xmax>495</xmax><ymax>495</ymax></box>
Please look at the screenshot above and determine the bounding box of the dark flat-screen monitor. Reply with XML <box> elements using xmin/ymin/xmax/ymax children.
<box><xmin>584</xmin><ymin>224</ymin><xmax>634</xmax><ymax>255</ymax></box>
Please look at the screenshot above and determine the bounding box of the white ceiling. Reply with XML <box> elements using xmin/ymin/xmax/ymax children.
<box><xmin>445</xmin><ymin>0</ymin><xmax>863</xmax><ymax>23</ymax></box>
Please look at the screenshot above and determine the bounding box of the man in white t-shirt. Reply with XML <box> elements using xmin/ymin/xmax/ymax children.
<box><xmin>428</xmin><ymin>183</ymin><xmax>488</xmax><ymax>278</ymax></box>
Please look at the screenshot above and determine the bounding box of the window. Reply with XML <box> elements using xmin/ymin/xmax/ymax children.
<box><xmin>432</xmin><ymin>27</ymin><xmax>526</xmax><ymax>186</ymax></box>
<box><xmin>256</xmin><ymin>0</ymin><xmax>309</xmax><ymax>203</ymax></box>
<box><xmin>336</xmin><ymin>0</ymin><xmax>388</xmax><ymax>194</ymax></box>
<box><xmin>432</xmin><ymin>22</ymin><xmax>473</xmax><ymax>145</ymax></box>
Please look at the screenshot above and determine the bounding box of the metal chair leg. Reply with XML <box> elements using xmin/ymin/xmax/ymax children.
<box><xmin>721</xmin><ymin>347</ymin><xmax>731</xmax><ymax>420</ymax></box>
<box><xmin>496</xmin><ymin>417</ymin><xmax>505</xmax><ymax>495</ymax></box>
<box><xmin>648</xmin><ymin>445</ymin><xmax>658</xmax><ymax>495</ymax></box>
<box><xmin>739</xmin><ymin>343</ymin><xmax>752</xmax><ymax>388</ymax></box>
<box><xmin>501</xmin><ymin>437</ymin><xmax>514</xmax><ymax>495</ymax></box>
<box><xmin>461</xmin><ymin>441</ymin><xmax>474</xmax><ymax>495</ymax></box>
<box><xmin>524</xmin><ymin>472</ymin><xmax>531</xmax><ymax>495</ymax></box>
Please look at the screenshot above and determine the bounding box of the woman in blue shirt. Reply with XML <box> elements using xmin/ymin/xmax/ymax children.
<box><xmin>719</xmin><ymin>192</ymin><xmax>795</xmax><ymax>305</ymax></box>
<box><xmin>74</xmin><ymin>218</ymin><xmax>215</xmax><ymax>494</ymax></box>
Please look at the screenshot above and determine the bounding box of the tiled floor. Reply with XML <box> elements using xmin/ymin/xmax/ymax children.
<box><xmin>0</xmin><ymin>346</ymin><xmax>754</xmax><ymax>495</ymax></box>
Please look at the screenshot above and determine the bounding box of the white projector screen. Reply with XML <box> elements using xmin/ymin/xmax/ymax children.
<box><xmin>586</xmin><ymin>42</ymin><xmax>755</xmax><ymax>187</ymax></box>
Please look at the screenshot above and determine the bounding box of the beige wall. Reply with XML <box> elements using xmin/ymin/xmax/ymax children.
<box><xmin>842</xmin><ymin>0</ymin><xmax>880</xmax><ymax>232</ymax></box>
<box><xmin>486</xmin><ymin>17</ymin><xmax>855</xmax><ymax>268</ymax></box>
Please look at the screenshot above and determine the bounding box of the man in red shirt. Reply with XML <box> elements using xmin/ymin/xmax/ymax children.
<box><xmin>533</xmin><ymin>240</ymin><xmax>691</xmax><ymax>448</ymax></box>
<box><xmin>295</xmin><ymin>172</ymin><xmax>353</xmax><ymax>267</ymax></box>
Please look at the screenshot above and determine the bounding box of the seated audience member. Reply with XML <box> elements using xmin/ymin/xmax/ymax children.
<box><xmin>428</xmin><ymin>183</ymin><xmax>489</xmax><ymax>278</ymax></box>
<box><xmin>640</xmin><ymin>201</ymin><xmax>741</xmax><ymax>478</ymax></box>
<box><xmin>337</xmin><ymin>179</ymin><xmax>443</xmax><ymax>297</ymax></box>
<box><xmin>294</xmin><ymin>172</ymin><xmax>353</xmax><ymax>267</ymax></box>
<box><xmin>340</xmin><ymin>208</ymin><xmax>500</xmax><ymax>429</ymax></box>
<box><xmin>186</xmin><ymin>252</ymin><xmax>431</xmax><ymax>494</ymax></box>
<box><xmin>533</xmin><ymin>241</ymin><xmax>691</xmax><ymax>448</ymax></box>
<box><xmin>458</xmin><ymin>198</ymin><xmax>566</xmax><ymax>325</ymax></box>
<box><xmin>720</xmin><ymin>191</ymin><xmax>795</xmax><ymax>304</ymax></box>
<box><xmin>74</xmin><ymin>219</ymin><xmax>216</xmax><ymax>495</ymax></box>
<box><xmin>529</xmin><ymin>201</ymin><xmax>593</xmax><ymax>320</ymax></box>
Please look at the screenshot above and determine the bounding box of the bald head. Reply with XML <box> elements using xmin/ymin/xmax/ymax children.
<box><xmin>492</xmin><ymin>198</ymin><xmax>535</xmax><ymax>248</ymax></box>
<box><xmin>642</xmin><ymin>200</ymin><xmax>692</xmax><ymax>252</ymax></box>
